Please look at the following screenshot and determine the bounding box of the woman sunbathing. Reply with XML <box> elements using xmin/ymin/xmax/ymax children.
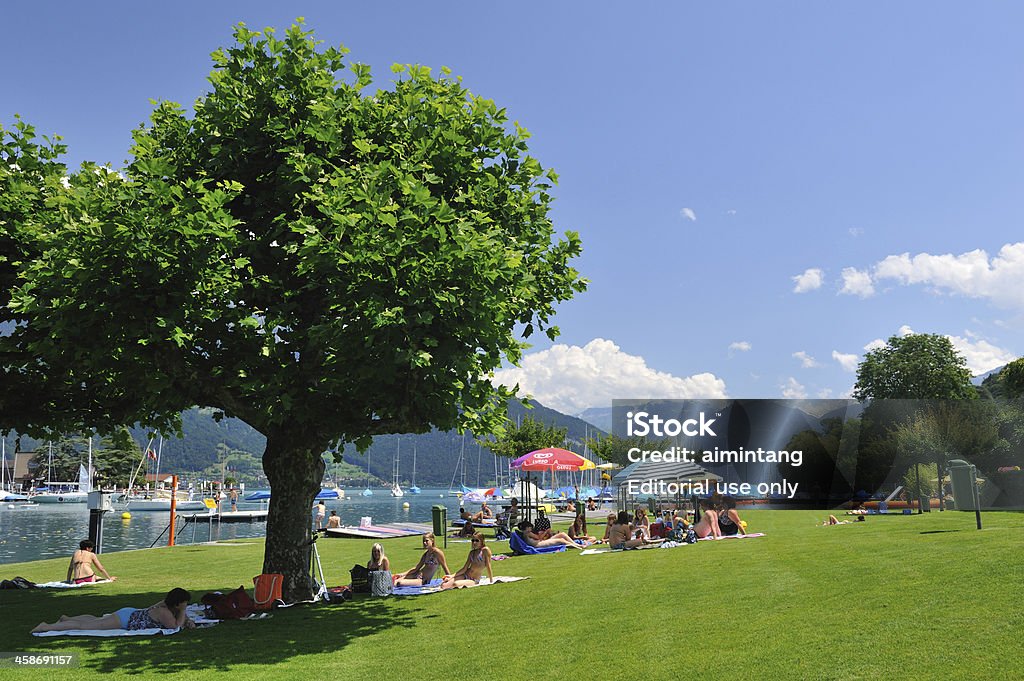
<box><xmin>32</xmin><ymin>587</ymin><xmax>194</xmax><ymax>633</ymax></box>
<box><xmin>691</xmin><ymin>500</ymin><xmax>721</xmax><ymax>539</ymax></box>
<box><xmin>632</xmin><ymin>507</ymin><xmax>652</xmax><ymax>539</ymax></box>
<box><xmin>367</xmin><ymin>543</ymin><xmax>390</xmax><ymax>571</ymax></box>
<box><xmin>567</xmin><ymin>516</ymin><xmax>597</xmax><ymax>545</ymax></box>
<box><xmin>66</xmin><ymin>539</ymin><xmax>116</xmax><ymax>584</ymax></box>
<box><xmin>440</xmin><ymin>533</ymin><xmax>492</xmax><ymax>589</ymax></box>
<box><xmin>716</xmin><ymin>496</ymin><xmax>746</xmax><ymax>536</ymax></box>
<box><xmin>518</xmin><ymin>521</ymin><xmax>583</xmax><ymax>549</ymax></box>
<box><xmin>601</xmin><ymin>513</ymin><xmax>617</xmax><ymax>542</ymax></box>
<box><xmin>395</xmin><ymin>532</ymin><xmax>451</xmax><ymax>586</ymax></box>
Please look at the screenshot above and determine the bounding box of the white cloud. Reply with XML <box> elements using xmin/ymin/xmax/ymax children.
<box><xmin>792</xmin><ymin>268</ymin><xmax>824</xmax><ymax>293</ymax></box>
<box><xmin>792</xmin><ymin>351</ymin><xmax>819</xmax><ymax>368</ymax></box>
<box><xmin>728</xmin><ymin>341</ymin><xmax>752</xmax><ymax>354</ymax></box>
<box><xmin>817</xmin><ymin>388</ymin><xmax>834</xmax><ymax>398</ymax></box>
<box><xmin>848</xmin><ymin>227</ymin><xmax>864</xmax><ymax>238</ymax></box>
<box><xmin>492</xmin><ymin>338</ymin><xmax>727</xmax><ymax>414</ymax></box>
<box><xmin>781</xmin><ymin>377</ymin><xmax>807</xmax><ymax>399</ymax></box>
<box><xmin>832</xmin><ymin>351</ymin><xmax>859</xmax><ymax>372</ymax></box>
<box><xmin>863</xmin><ymin>338</ymin><xmax>887</xmax><ymax>352</ymax></box>
<box><xmin>946</xmin><ymin>334</ymin><xmax>1017</xmax><ymax>376</ymax></box>
<box><xmin>839</xmin><ymin>267</ymin><xmax>875</xmax><ymax>297</ymax></box>
<box><xmin>726</xmin><ymin>209</ymin><xmax>737</xmax><ymax>215</ymax></box>
<box><xmin>872</xmin><ymin>243</ymin><xmax>1024</xmax><ymax>309</ymax></box>
<box><xmin>679</xmin><ymin>207</ymin><xmax>697</xmax><ymax>222</ymax></box>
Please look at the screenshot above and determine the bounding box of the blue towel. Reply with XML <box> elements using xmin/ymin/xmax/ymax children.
<box><xmin>509</xmin><ymin>530</ymin><xmax>566</xmax><ymax>555</ymax></box>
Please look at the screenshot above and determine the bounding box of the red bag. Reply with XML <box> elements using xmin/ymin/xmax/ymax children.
<box><xmin>253</xmin><ymin>573</ymin><xmax>283</xmax><ymax>610</ymax></box>
<box><xmin>201</xmin><ymin>586</ymin><xmax>257</xmax><ymax>620</ymax></box>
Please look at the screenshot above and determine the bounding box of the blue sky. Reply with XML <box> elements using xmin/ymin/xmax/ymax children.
<box><xmin>4</xmin><ymin>3</ymin><xmax>1023</xmax><ymax>414</ymax></box>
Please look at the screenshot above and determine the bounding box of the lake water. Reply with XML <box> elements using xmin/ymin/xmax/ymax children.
<box><xmin>0</xmin><ymin>489</ymin><xmax>472</xmax><ymax>566</ymax></box>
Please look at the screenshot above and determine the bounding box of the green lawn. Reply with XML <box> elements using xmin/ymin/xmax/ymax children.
<box><xmin>2</xmin><ymin>510</ymin><xmax>1021</xmax><ymax>680</ymax></box>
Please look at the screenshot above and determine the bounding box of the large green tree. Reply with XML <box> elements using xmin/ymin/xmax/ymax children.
<box><xmin>853</xmin><ymin>333</ymin><xmax>977</xmax><ymax>401</ymax></box>
<box><xmin>1</xmin><ymin>23</ymin><xmax>585</xmax><ymax>599</ymax></box>
<box><xmin>488</xmin><ymin>417</ymin><xmax>569</xmax><ymax>461</ymax></box>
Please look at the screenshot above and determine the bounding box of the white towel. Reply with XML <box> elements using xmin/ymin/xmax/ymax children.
<box><xmin>35</xmin><ymin>579</ymin><xmax>113</xmax><ymax>588</ymax></box>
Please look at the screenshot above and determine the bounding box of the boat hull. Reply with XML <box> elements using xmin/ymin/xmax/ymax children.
<box><xmin>32</xmin><ymin>492</ymin><xmax>88</xmax><ymax>504</ymax></box>
<box><xmin>125</xmin><ymin>499</ymin><xmax>208</xmax><ymax>511</ymax></box>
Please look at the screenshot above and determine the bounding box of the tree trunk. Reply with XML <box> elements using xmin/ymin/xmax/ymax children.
<box><xmin>262</xmin><ymin>432</ymin><xmax>325</xmax><ymax>602</ymax></box>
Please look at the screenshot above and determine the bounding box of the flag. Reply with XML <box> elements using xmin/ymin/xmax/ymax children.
<box><xmin>147</xmin><ymin>449</ymin><xmax>157</xmax><ymax>461</ymax></box>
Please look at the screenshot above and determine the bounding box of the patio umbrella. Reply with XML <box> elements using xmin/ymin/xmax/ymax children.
<box><xmin>512</xmin><ymin>448</ymin><xmax>596</xmax><ymax>472</ymax></box>
<box><xmin>511</xmin><ymin>448</ymin><xmax>595</xmax><ymax>521</ymax></box>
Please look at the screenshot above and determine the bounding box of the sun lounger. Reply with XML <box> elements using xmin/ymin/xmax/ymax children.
<box><xmin>509</xmin><ymin>530</ymin><xmax>566</xmax><ymax>555</ymax></box>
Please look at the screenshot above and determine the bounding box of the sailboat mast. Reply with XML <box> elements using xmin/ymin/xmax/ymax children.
<box><xmin>86</xmin><ymin>435</ymin><xmax>93</xmax><ymax>493</ymax></box>
<box><xmin>412</xmin><ymin>444</ymin><xmax>417</xmax><ymax>486</ymax></box>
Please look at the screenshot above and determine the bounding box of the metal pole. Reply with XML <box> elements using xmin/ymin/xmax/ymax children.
<box><xmin>168</xmin><ymin>474</ymin><xmax>178</xmax><ymax>546</ymax></box>
<box><xmin>972</xmin><ymin>466</ymin><xmax>982</xmax><ymax>530</ymax></box>
<box><xmin>915</xmin><ymin>463</ymin><xmax>922</xmax><ymax>515</ymax></box>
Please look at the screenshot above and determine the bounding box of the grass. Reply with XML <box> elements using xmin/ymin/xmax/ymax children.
<box><xmin>1</xmin><ymin>510</ymin><xmax>1022</xmax><ymax>680</ymax></box>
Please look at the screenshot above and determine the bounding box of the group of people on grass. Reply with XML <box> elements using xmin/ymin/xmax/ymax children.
<box><xmin>510</xmin><ymin>495</ymin><xmax>750</xmax><ymax>550</ymax></box>
<box><xmin>32</xmin><ymin>495</ymin><xmax>754</xmax><ymax>632</ymax></box>
<box><xmin>366</xmin><ymin>531</ymin><xmax>493</xmax><ymax>590</ymax></box>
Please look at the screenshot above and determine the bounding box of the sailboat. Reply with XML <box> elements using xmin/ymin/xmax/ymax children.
<box><xmin>1</xmin><ymin>435</ymin><xmax>29</xmax><ymax>502</ymax></box>
<box><xmin>390</xmin><ymin>439</ymin><xmax>404</xmax><ymax>497</ymax></box>
<box><xmin>121</xmin><ymin>436</ymin><xmax>206</xmax><ymax>511</ymax></box>
<box><xmin>361</xmin><ymin>450</ymin><xmax>374</xmax><ymax>496</ymax></box>
<box><xmin>34</xmin><ymin>436</ymin><xmax>91</xmax><ymax>503</ymax></box>
<box><xmin>447</xmin><ymin>434</ymin><xmax>467</xmax><ymax>496</ymax></box>
<box><xmin>407</xmin><ymin>443</ymin><xmax>421</xmax><ymax>494</ymax></box>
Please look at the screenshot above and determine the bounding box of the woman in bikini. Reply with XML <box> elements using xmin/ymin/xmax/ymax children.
<box><xmin>567</xmin><ymin>515</ymin><xmax>597</xmax><ymax>545</ymax></box>
<box><xmin>691</xmin><ymin>499</ymin><xmax>721</xmax><ymax>539</ymax></box>
<box><xmin>66</xmin><ymin>539</ymin><xmax>116</xmax><ymax>584</ymax></box>
<box><xmin>633</xmin><ymin>507</ymin><xmax>652</xmax><ymax>539</ymax></box>
<box><xmin>716</xmin><ymin>496</ymin><xmax>746</xmax><ymax>536</ymax></box>
<box><xmin>518</xmin><ymin>521</ymin><xmax>583</xmax><ymax>549</ymax></box>
<box><xmin>395</xmin><ymin>532</ymin><xmax>451</xmax><ymax>586</ymax></box>
<box><xmin>440</xmin><ymin>533</ymin><xmax>492</xmax><ymax>589</ymax></box>
<box><xmin>32</xmin><ymin>587</ymin><xmax>194</xmax><ymax>633</ymax></box>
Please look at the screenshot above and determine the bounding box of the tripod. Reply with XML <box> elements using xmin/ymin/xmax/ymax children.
<box><xmin>308</xmin><ymin>532</ymin><xmax>329</xmax><ymax>602</ymax></box>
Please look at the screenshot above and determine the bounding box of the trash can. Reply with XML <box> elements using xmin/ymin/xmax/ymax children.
<box><xmin>432</xmin><ymin>505</ymin><xmax>447</xmax><ymax>547</ymax></box>
<box><xmin>948</xmin><ymin>459</ymin><xmax>979</xmax><ymax>511</ymax></box>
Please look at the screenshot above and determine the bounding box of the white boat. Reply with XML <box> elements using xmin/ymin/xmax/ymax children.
<box><xmin>408</xmin><ymin>444</ymin><xmax>421</xmax><ymax>494</ymax></box>
<box><xmin>362</xmin><ymin>450</ymin><xmax>374</xmax><ymax>496</ymax></box>
<box><xmin>390</xmin><ymin>440</ymin><xmax>404</xmax><ymax>497</ymax></box>
<box><xmin>1</xmin><ymin>437</ymin><xmax>32</xmax><ymax>502</ymax></box>
<box><xmin>34</xmin><ymin>443</ymin><xmax>92</xmax><ymax>503</ymax></box>
<box><xmin>123</xmin><ymin>497</ymin><xmax>208</xmax><ymax>512</ymax></box>
<box><xmin>32</xmin><ymin>483</ymin><xmax>88</xmax><ymax>504</ymax></box>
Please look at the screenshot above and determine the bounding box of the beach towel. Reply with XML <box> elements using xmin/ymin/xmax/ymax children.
<box><xmin>393</xmin><ymin>576</ymin><xmax>528</xmax><ymax>596</ymax></box>
<box><xmin>696</xmin><ymin>532</ymin><xmax>766</xmax><ymax>541</ymax></box>
<box><xmin>36</xmin><ymin>579</ymin><xmax>113</xmax><ymax>589</ymax></box>
<box><xmin>32</xmin><ymin>605</ymin><xmax>221</xmax><ymax>637</ymax></box>
<box><xmin>509</xmin><ymin>531</ymin><xmax>566</xmax><ymax>555</ymax></box>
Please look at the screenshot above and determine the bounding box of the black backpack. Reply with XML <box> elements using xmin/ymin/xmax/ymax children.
<box><xmin>0</xmin><ymin>576</ymin><xmax>36</xmax><ymax>589</ymax></box>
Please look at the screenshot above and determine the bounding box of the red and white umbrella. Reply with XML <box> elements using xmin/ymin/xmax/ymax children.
<box><xmin>511</xmin><ymin>448</ymin><xmax>596</xmax><ymax>472</ymax></box>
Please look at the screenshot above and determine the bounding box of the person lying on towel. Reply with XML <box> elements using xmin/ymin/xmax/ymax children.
<box><xmin>32</xmin><ymin>587</ymin><xmax>195</xmax><ymax>633</ymax></box>
<box><xmin>518</xmin><ymin>520</ymin><xmax>583</xmax><ymax>550</ymax></box>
